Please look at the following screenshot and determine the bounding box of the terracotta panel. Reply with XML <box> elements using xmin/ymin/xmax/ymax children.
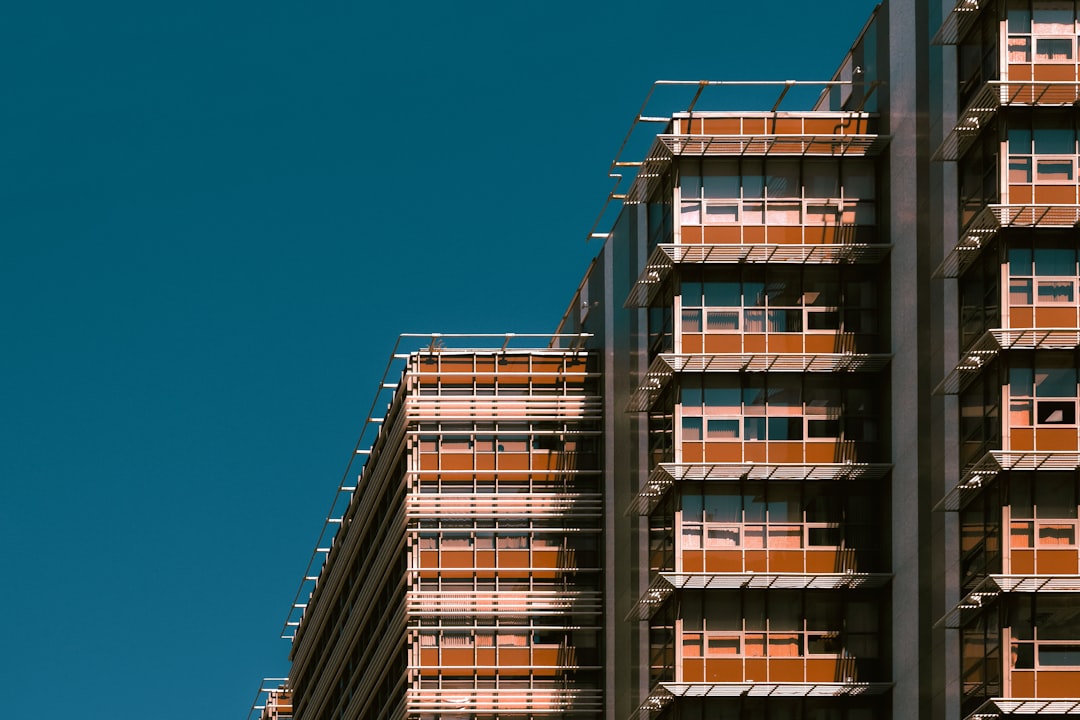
<box><xmin>1036</xmin><ymin>670</ymin><xmax>1080</xmax><ymax>696</ymax></box>
<box><xmin>704</xmin><ymin>549</ymin><xmax>743</xmax><ymax>572</ymax></box>
<box><xmin>769</xmin><ymin>550</ymin><xmax>805</xmax><ymax>572</ymax></box>
<box><xmin>804</xmin><ymin>118</ymin><xmax>840</xmax><ymax>134</ymax></box>
<box><xmin>743</xmin><ymin>226</ymin><xmax>766</xmax><ymax>245</ymax></box>
<box><xmin>499</xmin><ymin>454</ymin><xmax>530</xmax><ymax>470</ymax></box>
<box><xmin>1011</xmin><ymin>549</ymin><xmax>1035</xmax><ymax>574</ymax></box>
<box><xmin>442</xmin><ymin>648</ymin><xmax>474</xmax><ymax>666</ymax></box>
<box><xmin>683</xmin><ymin>442</ymin><xmax>704</xmax><ymax>463</ymax></box>
<box><xmin>420</xmin><ymin>454</ymin><xmax>439</xmax><ymax>470</ymax></box>
<box><xmin>420</xmin><ymin>550</ymin><xmax>439</xmax><ymax>568</ymax></box>
<box><xmin>1036</xmin><ymin>549</ymin><xmax>1079</xmax><ymax>574</ymax></box>
<box><xmin>1012</xmin><ymin>669</ymin><xmax>1035</xmax><ymax>696</ymax></box>
<box><xmin>681</xmin><ymin>226</ymin><xmax>703</xmax><ymax>244</ymax></box>
<box><xmin>769</xmin><ymin>658</ymin><xmax>805</xmax><ymax>682</ymax></box>
<box><xmin>742</xmin><ymin>118</ymin><xmax>766</xmax><ymax>134</ymax></box>
<box><xmin>744</xmin><ymin>335</ymin><xmax>766</xmax><ymax>352</ymax></box>
<box><xmin>768</xmin><ymin>442</ymin><xmax>804</xmax><ymax>463</ymax></box>
<box><xmin>1035</xmin><ymin>306</ymin><xmax>1078</xmax><ymax>328</ymax></box>
<box><xmin>441</xmin><ymin>454</ymin><xmax>474</xmax><ymax>471</ymax></box>
<box><xmin>476</xmin><ymin>647</ymin><xmax>496</xmax><ymax>666</ymax></box>
<box><xmin>1010</xmin><ymin>428</ymin><xmax>1035</xmax><ymax>451</ymax></box>
<box><xmin>496</xmin><ymin>651</ymin><xmax>531</xmax><ymax>669</ymax></box>
<box><xmin>768</xmin><ymin>226</ymin><xmax>804</xmax><ymax>244</ymax></box>
<box><xmin>704</xmin><ymin>442</ymin><xmax>742</xmax><ymax>462</ymax></box>
<box><xmin>805</xmin><ymin>441</ymin><xmax>842</xmax><ymax>463</ymax></box>
<box><xmin>683</xmin><ymin>550</ymin><xmax>704</xmax><ymax>572</ymax></box>
<box><xmin>498</xmin><ymin>549</ymin><xmax>529</xmax><ymax>568</ymax></box>
<box><xmin>766</xmin><ymin>334</ymin><xmax>803</xmax><ymax>353</ymax></box>
<box><xmin>701</xmin><ymin>118</ymin><xmax>743</xmax><ymax>134</ymax></box>
<box><xmin>705</xmin><ymin>658</ymin><xmax>743</xmax><ymax>682</ymax></box>
<box><xmin>704</xmin><ymin>334</ymin><xmax>742</xmax><ymax>353</ymax></box>
<box><xmin>1034</xmin><ymin>428</ymin><xmax>1078</xmax><ymax>451</ymax></box>
<box><xmin>806</xmin><ymin>657</ymin><xmax>841</xmax><ymax>682</ymax></box>
<box><xmin>533</xmin><ymin>647</ymin><xmax>560</xmax><ymax>666</ymax></box>
<box><xmin>1010</xmin><ymin>185</ymin><xmax>1034</xmax><ymax>203</ymax></box>
<box><xmin>745</xmin><ymin>550</ymin><xmax>767</xmax><ymax>572</ymax></box>
<box><xmin>744</xmin><ymin>658</ymin><xmax>768</xmax><ymax>682</ymax></box>
<box><xmin>1008</xmin><ymin>64</ymin><xmax>1033</xmax><ymax>81</ymax></box>
<box><xmin>683</xmin><ymin>658</ymin><xmax>705</xmax><ymax>682</ymax></box>
<box><xmin>683</xmin><ymin>334</ymin><xmax>704</xmax><ymax>353</ymax></box>
<box><xmin>703</xmin><ymin>228</ymin><xmax>743</xmax><ymax>247</ymax></box>
<box><xmin>420</xmin><ymin>648</ymin><xmax>439</xmax><ymax>668</ymax></box>
<box><xmin>1034</xmin><ymin>185</ymin><xmax>1077</xmax><ymax>204</ymax></box>
<box><xmin>1011</xmin><ymin>306</ymin><xmax>1034</xmax><ymax>328</ymax></box>
<box><xmin>1033</xmin><ymin>64</ymin><xmax>1076</xmax><ymax>82</ymax></box>
<box><xmin>805</xmin><ymin>335</ymin><xmax>842</xmax><ymax>353</ymax></box>
<box><xmin>744</xmin><ymin>442</ymin><xmax>767</xmax><ymax>462</ymax></box>
<box><xmin>806</xmin><ymin>550</ymin><xmax>842</xmax><ymax>573</ymax></box>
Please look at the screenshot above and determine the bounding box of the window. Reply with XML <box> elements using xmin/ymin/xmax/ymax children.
<box><xmin>1010</xmin><ymin>246</ymin><xmax>1079</xmax><ymax>310</ymax></box>
<box><xmin>1009</xmin><ymin>1</ymin><xmax>1080</xmax><ymax>64</ymax></box>
<box><xmin>1009</xmin><ymin>361</ymin><xmax>1078</xmax><ymax>428</ymax></box>
<box><xmin>1010</xmin><ymin>474</ymin><xmax>1079</xmax><ymax>548</ymax></box>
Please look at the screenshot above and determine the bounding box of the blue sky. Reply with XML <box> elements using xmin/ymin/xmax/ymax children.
<box><xmin>1</xmin><ymin>2</ymin><xmax>880</xmax><ymax>717</ymax></box>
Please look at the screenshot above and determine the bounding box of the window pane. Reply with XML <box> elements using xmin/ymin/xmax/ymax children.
<box><xmin>1009</xmin><ymin>127</ymin><xmax>1033</xmax><ymax>155</ymax></box>
<box><xmin>683</xmin><ymin>416</ymin><xmax>704</xmax><ymax>440</ymax></box>
<box><xmin>682</xmin><ymin>492</ymin><xmax>703</xmax><ymax>522</ymax></box>
<box><xmin>1035</xmin><ymin>37</ymin><xmax>1074</xmax><ymax>60</ymax></box>
<box><xmin>702</xmin><ymin>172</ymin><xmax>740</xmax><ymax>199</ymax></box>
<box><xmin>1035</xmin><ymin>366</ymin><xmax>1076</xmax><ymax>397</ymax></box>
<box><xmin>1039</xmin><ymin>645</ymin><xmax>1080</xmax><ymax>666</ymax></box>
<box><xmin>706</xmin><ymin>311</ymin><xmax>739</xmax><ymax>331</ymax></box>
<box><xmin>768</xmin><ymin>417</ymin><xmax>803</xmax><ymax>440</ymax></box>
<box><xmin>703</xmin><ymin>203</ymin><xmax>739</xmax><ymax>224</ymax></box>
<box><xmin>1037</xmin><ymin>280</ymin><xmax>1075</xmax><ymax>302</ymax></box>
<box><xmin>1008</xmin><ymin>35</ymin><xmax>1032</xmax><ymax>62</ymax></box>
<box><xmin>766</xmin><ymin>161</ymin><xmax>800</xmax><ymax>197</ymax></box>
<box><xmin>1035</xmin><ymin>158</ymin><xmax>1074</xmax><ymax>182</ymax></box>
<box><xmin>1038</xmin><ymin>596</ymin><xmax>1080</xmax><ymax>639</ymax></box>
<box><xmin>804</xmin><ymin>161</ymin><xmax>839</xmax><ymax>197</ymax></box>
<box><xmin>1033</xmin><ymin>5</ymin><xmax>1074</xmax><ymax>34</ymax></box>
<box><xmin>1036</xmin><ymin>400</ymin><xmax>1076</xmax><ymax>424</ymax></box>
<box><xmin>1009</xmin><ymin>157</ymin><xmax>1033</xmax><ymax>183</ymax></box>
<box><xmin>842</xmin><ymin>162</ymin><xmax>875</xmax><ymax>198</ymax></box>
<box><xmin>768</xmin><ymin>309</ymin><xmax>803</xmax><ymax>332</ymax></box>
<box><xmin>1035</xmin><ymin>247</ymin><xmax>1075</xmax><ymax>275</ymax></box>
<box><xmin>744</xmin><ymin>309</ymin><xmax>766</xmax><ymax>332</ymax></box>
<box><xmin>704</xmin><ymin>491</ymin><xmax>741</xmax><ymax>522</ymax></box>
<box><xmin>681</xmin><ymin>201</ymin><xmax>701</xmax><ymax>224</ymax></box>
<box><xmin>704</xmin><ymin>378</ymin><xmax>741</xmax><ymax>412</ymax></box>
<box><xmin>1011</xmin><ymin>278</ymin><xmax>1034</xmax><ymax>305</ymax></box>
<box><xmin>704</xmin><ymin>279</ymin><xmax>741</xmax><ymax>306</ymax></box>
<box><xmin>682</xmin><ymin>309</ymin><xmax>702</xmax><ymax>332</ymax></box>
<box><xmin>744</xmin><ymin>417</ymin><xmax>766</xmax><ymax>441</ymax></box>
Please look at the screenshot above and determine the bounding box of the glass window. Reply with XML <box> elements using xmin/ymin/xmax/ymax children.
<box><xmin>1033</xmin><ymin>4</ymin><xmax>1075</xmax><ymax>34</ymax></box>
<box><xmin>1034</xmin><ymin>247</ymin><xmax>1075</xmax><ymax>275</ymax></box>
<box><xmin>804</xmin><ymin>161</ymin><xmax>839</xmax><ymax>197</ymax></box>
<box><xmin>1035</xmin><ymin>37</ymin><xmax>1074</xmax><ymax>60</ymax></box>
<box><xmin>742</xmin><ymin>160</ymin><xmax>764</xmax><ymax>199</ymax></box>
<box><xmin>682</xmin><ymin>416</ymin><xmax>704</xmax><ymax>441</ymax></box>
<box><xmin>766</xmin><ymin>161</ymin><xmax>800</xmax><ymax>197</ymax></box>
<box><xmin>842</xmin><ymin>162</ymin><xmax>876</xmax><ymax>198</ymax></box>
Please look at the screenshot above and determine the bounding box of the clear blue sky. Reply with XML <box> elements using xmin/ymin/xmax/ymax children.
<box><xmin>0</xmin><ymin>2</ymin><xmax>880</xmax><ymax>717</ymax></box>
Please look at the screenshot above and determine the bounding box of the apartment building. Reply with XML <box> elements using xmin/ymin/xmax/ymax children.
<box><xmin>249</xmin><ymin>1</ymin><xmax>1080</xmax><ymax>719</ymax></box>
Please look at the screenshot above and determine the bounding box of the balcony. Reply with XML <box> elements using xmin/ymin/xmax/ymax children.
<box><xmin>936</xmin><ymin>206</ymin><xmax>1080</xmax><ymax>278</ymax></box>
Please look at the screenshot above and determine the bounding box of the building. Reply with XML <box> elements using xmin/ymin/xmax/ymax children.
<box><xmin>252</xmin><ymin>1</ymin><xmax>1080</xmax><ymax>719</ymax></box>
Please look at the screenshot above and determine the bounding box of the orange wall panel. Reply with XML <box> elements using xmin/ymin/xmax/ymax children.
<box><xmin>705</xmin><ymin>658</ymin><xmax>743</xmax><ymax>682</ymax></box>
<box><xmin>806</xmin><ymin>658</ymin><xmax>841</xmax><ymax>682</ymax></box>
<box><xmin>1010</xmin><ymin>306</ymin><xmax>1034</xmax><ymax>328</ymax></box>
<box><xmin>1010</xmin><ymin>428</ymin><xmax>1035</xmax><ymax>451</ymax></box>
<box><xmin>1033</xmin><ymin>64</ymin><xmax>1076</xmax><ymax>81</ymax></box>
<box><xmin>769</xmin><ymin>550</ymin><xmax>805</xmax><ymax>572</ymax></box>
<box><xmin>704</xmin><ymin>334</ymin><xmax>742</xmax><ymax>353</ymax></box>
<box><xmin>1034</xmin><ymin>428</ymin><xmax>1078</xmax><ymax>451</ymax></box>
<box><xmin>683</xmin><ymin>442</ymin><xmax>704</xmax><ymax>463</ymax></box>
<box><xmin>683</xmin><ymin>658</ymin><xmax>705</xmax><ymax>682</ymax></box>
<box><xmin>743</xmin><ymin>226</ymin><xmax>766</xmax><ymax>245</ymax></box>
<box><xmin>683</xmin><ymin>550</ymin><xmax>705</xmax><ymax>572</ymax></box>
<box><xmin>806</xmin><ymin>550</ymin><xmax>843</xmax><ymax>573</ymax></box>
<box><xmin>1036</xmin><ymin>670</ymin><xmax>1080</xmax><ymax>696</ymax></box>
<box><xmin>704</xmin><ymin>549</ymin><xmax>743</xmax><ymax>572</ymax></box>
<box><xmin>499</xmin><ymin>648</ymin><xmax>531</xmax><ymax>666</ymax></box>
<box><xmin>1010</xmin><ymin>184</ymin><xmax>1034</xmax><ymax>204</ymax></box>
<box><xmin>704</xmin><ymin>442</ymin><xmax>742</xmax><ymax>462</ymax></box>
<box><xmin>1034</xmin><ymin>185</ymin><xmax>1077</xmax><ymax>204</ymax></box>
<box><xmin>768</xmin><ymin>226</ymin><xmax>803</xmax><ymax>245</ymax></box>
<box><xmin>768</xmin><ymin>442</ymin><xmax>804</xmax><ymax>463</ymax></box>
<box><xmin>1012</xmin><ymin>670</ymin><xmax>1035</xmax><ymax>696</ymax></box>
<box><xmin>683</xmin><ymin>334</ymin><xmax>704</xmax><ymax>353</ymax></box>
<box><xmin>744</xmin><ymin>658</ymin><xmax>768</xmax><ymax>682</ymax></box>
<box><xmin>700</xmin><ymin>118</ymin><xmax>743</xmax><ymax>134</ymax></box>
<box><xmin>1011</xmin><ymin>549</ymin><xmax>1035</xmax><ymax>574</ymax></box>
<box><xmin>498</xmin><ymin>549</ymin><xmax>530</xmax><ymax>568</ymax></box>
<box><xmin>703</xmin><ymin>226</ymin><xmax>743</xmax><ymax>245</ymax></box>
<box><xmin>1008</xmin><ymin>64</ymin><xmax>1033</xmax><ymax>81</ymax></box>
<box><xmin>805</xmin><ymin>441</ymin><xmax>842</xmax><ymax>463</ymax></box>
<box><xmin>744</xmin><ymin>335</ymin><xmax>766</xmax><ymax>353</ymax></box>
<box><xmin>744</xmin><ymin>442</ymin><xmax>767</xmax><ymax>462</ymax></box>
<box><xmin>442</xmin><ymin>648</ymin><xmax>474</xmax><ymax>666</ymax></box>
<box><xmin>441</xmin><ymin>454</ymin><xmax>474</xmax><ymax>471</ymax></box>
<box><xmin>499</xmin><ymin>454</ymin><xmax>530</xmax><ymax>470</ymax></box>
<box><xmin>1036</xmin><ymin>549</ymin><xmax>1078</xmax><ymax>574</ymax></box>
<box><xmin>745</xmin><ymin>550</ymin><xmax>767</xmax><ymax>572</ymax></box>
<box><xmin>1035</xmin><ymin>306</ymin><xmax>1078</xmax><ymax>328</ymax></box>
<box><xmin>681</xmin><ymin>226</ymin><xmax>703</xmax><ymax>244</ymax></box>
<box><xmin>769</xmin><ymin>658</ymin><xmax>804</xmax><ymax>682</ymax></box>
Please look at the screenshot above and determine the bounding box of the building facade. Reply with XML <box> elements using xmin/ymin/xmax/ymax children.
<box><xmin>251</xmin><ymin>1</ymin><xmax>1080</xmax><ymax>719</ymax></box>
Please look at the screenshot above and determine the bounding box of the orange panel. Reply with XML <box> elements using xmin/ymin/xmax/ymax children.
<box><xmin>532</xmin><ymin>549</ymin><xmax>559</xmax><ymax>569</ymax></box>
<box><xmin>1010</xmin><ymin>306</ymin><xmax>1034</xmax><ymax>328</ymax></box>
<box><xmin>805</xmin><ymin>441</ymin><xmax>842</xmax><ymax>463</ymax></box>
<box><xmin>499</xmin><ymin>454</ymin><xmax>530</xmax><ymax>470</ymax></box>
<box><xmin>705</xmin><ymin>658</ymin><xmax>743</xmax><ymax>682</ymax></box>
<box><xmin>420</xmin><ymin>455</ymin><xmax>438</xmax><ymax>470</ymax></box>
<box><xmin>806</xmin><ymin>550</ymin><xmax>842</xmax><ymax>573</ymax></box>
<box><xmin>744</xmin><ymin>442</ymin><xmax>767</xmax><ymax>462</ymax></box>
<box><xmin>767</xmin><ymin>442</ymin><xmax>804</xmax><ymax>463</ymax></box>
<box><xmin>805</xmin><ymin>335</ymin><xmax>841</xmax><ymax>353</ymax></box>
<box><xmin>442</xmin><ymin>648</ymin><xmax>474</xmax><ymax>666</ymax></box>
<box><xmin>683</xmin><ymin>658</ymin><xmax>705</xmax><ymax>682</ymax></box>
<box><xmin>744</xmin><ymin>658</ymin><xmax>768</xmax><ymax>682</ymax></box>
<box><xmin>1033</xmin><ymin>64</ymin><xmax>1076</xmax><ymax>81</ymax></box>
<box><xmin>1010</xmin><ymin>429</ymin><xmax>1034</xmax><ymax>451</ymax></box>
<box><xmin>705</xmin><ymin>550</ymin><xmax>743</xmax><ymax>572</ymax></box>
<box><xmin>499</xmin><ymin>648</ymin><xmax>530</xmax><ymax>666</ymax></box>
<box><xmin>806</xmin><ymin>658</ymin><xmax>841</xmax><ymax>682</ymax></box>
<box><xmin>703</xmin><ymin>226</ymin><xmax>743</xmax><ymax>244</ymax></box>
<box><xmin>743</xmin><ymin>226</ymin><xmax>766</xmax><ymax>245</ymax></box>
<box><xmin>441</xmin><ymin>455</ymin><xmax>474</xmax><ymax>471</ymax></box>
<box><xmin>1011</xmin><ymin>549</ymin><xmax>1035</xmax><ymax>574</ymax></box>
<box><xmin>681</xmin><ymin>226</ymin><xmax>703</xmax><ymax>244</ymax></box>
<box><xmin>1034</xmin><ymin>185</ymin><xmax>1077</xmax><ymax>204</ymax></box>
<box><xmin>1010</xmin><ymin>185</ymin><xmax>1034</xmax><ymax>203</ymax></box>
<box><xmin>766</xmin><ymin>334</ymin><xmax>803</xmax><ymax>353</ymax></box>
<box><xmin>768</xmin><ymin>226</ymin><xmax>803</xmax><ymax>244</ymax></box>
<box><xmin>770</xmin><ymin>118</ymin><xmax>803</xmax><ymax>134</ymax></box>
<box><xmin>1035</xmin><ymin>306</ymin><xmax>1078</xmax><ymax>328</ymax></box>
<box><xmin>804</xmin><ymin>118</ymin><xmax>840</xmax><ymax>134</ymax></box>
<box><xmin>683</xmin><ymin>550</ymin><xmax>705</xmax><ymax>572</ymax></box>
<box><xmin>683</xmin><ymin>334</ymin><xmax>704</xmax><ymax>353</ymax></box>
<box><xmin>769</xmin><ymin>658</ymin><xmax>804</xmax><ymax>682</ymax></box>
<box><xmin>533</xmin><ymin>647</ymin><xmax>560</xmax><ymax>666</ymax></box>
<box><xmin>1008</xmin><ymin>64</ymin><xmax>1033</xmax><ymax>81</ymax></box>
<box><xmin>1012</xmin><ymin>669</ymin><xmax>1035</xmax><ymax>696</ymax></box>
<box><xmin>701</xmin><ymin>118</ymin><xmax>743</xmax><ymax>134</ymax></box>
<box><xmin>532</xmin><ymin>452</ymin><xmax>556</xmax><ymax>470</ymax></box>
<box><xmin>704</xmin><ymin>334</ymin><xmax>742</xmax><ymax>353</ymax></box>
<box><xmin>1036</xmin><ymin>549</ymin><xmax>1079</xmax><ymax>574</ymax></box>
<box><xmin>744</xmin><ymin>335</ymin><xmax>766</xmax><ymax>352</ymax></box>
<box><xmin>683</xmin><ymin>442</ymin><xmax>704</xmax><ymax>463</ymax></box>
<box><xmin>1036</xmin><ymin>670</ymin><xmax>1080</xmax><ymax>696</ymax></box>
<box><xmin>476</xmin><ymin>454</ymin><xmax>495</xmax><ymax>470</ymax></box>
<box><xmin>498</xmin><ymin>549</ymin><xmax>529</xmax><ymax>568</ymax></box>
<box><xmin>745</xmin><ymin>550</ymin><xmax>767</xmax><ymax>572</ymax></box>
<box><xmin>704</xmin><ymin>442</ymin><xmax>742</xmax><ymax>462</ymax></box>
<box><xmin>443</xmin><ymin>550</ymin><xmax>473</xmax><ymax>568</ymax></box>
<box><xmin>1034</xmin><ymin>428</ymin><xmax>1078</xmax><ymax>451</ymax></box>
<box><xmin>477</xmin><ymin>647</ymin><xmax>496</xmax><ymax>666</ymax></box>
<box><xmin>420</xmin><ymin>648</ymin><xmax>439</xmax><ymax>668</ymax></box>
<box><xmin>769</xmin><ymin>550</ymin><xmax>805</xmax><ymax>572</ymax></box>
<box><xmin>420</xmin><ymin>550</ymin><xmax>439</xmax><ymax>568</ymax></box>
<box><xmin>742</xmin><ymin>118</ymin><xmax>766</xmax><ymax>134</ymax></box>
